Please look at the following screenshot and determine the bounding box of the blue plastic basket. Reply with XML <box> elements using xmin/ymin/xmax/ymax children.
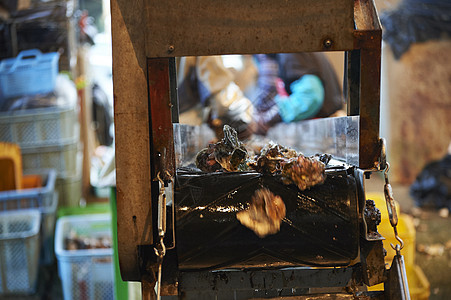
<box><xmin>0</xmin><ymin>49</ymin><xmax>60</xmax><ymax>99</ymax></box>
<box><xmin>0</xmin><ymin>169</ymin><xmax>58</xmax><ymax>265</ymax></box>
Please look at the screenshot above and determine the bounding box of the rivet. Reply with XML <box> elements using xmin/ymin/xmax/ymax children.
<box><xmin>323</xmin><ymin>39</ymin><xmax>333</xmax><ymax>49</ymax></box>
<box><xmin>168</xmin><ymin>45</ymin><xmax>175</xmax><ymax>53</ymax></box>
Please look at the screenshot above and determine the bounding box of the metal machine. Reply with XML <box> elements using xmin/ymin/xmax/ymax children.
<box><xmin>110</xmin><ymin>0</ymin><xmax>410</xmax><ymax>298</ymax></box>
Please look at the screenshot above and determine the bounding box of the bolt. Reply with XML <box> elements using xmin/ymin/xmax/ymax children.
<box><xmin>168</xmin><ymin>45</ymin><xmax>175</xmax><ymax>53</ymax></box>
<box><xmin>323</xmin><ymin>39</ymin><xmax>333</xmax><ymax>49</ymax></box>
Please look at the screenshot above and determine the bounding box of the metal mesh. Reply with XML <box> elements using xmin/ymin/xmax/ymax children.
<box><xmin>4</xmin><ymin>240</ymin><xmax>31</xmax><ymax>291</ymax></box>
<box><xmin>21</xmin><ymin>142</ymin><xmax>78</xmax><ymax>176</ymax></box>
<box><xmin>42</xmin><ymin>119</ymin><xmax>60</xmax><ymax>142</ymax></box>
<box><xmin>0</xmin><ymin>213</ymin><xmax>40</xmax><ymax>295</ymax></box>
<box><xmin>57</xmin><ymin>215</ymin><xmax>114</xmax><ymax>300</ymax></box>
<box><xmin>0</xmin><ymin>105</ymin><xmax>76</xmax><ymax>147</ymax></box>
<box><xmin>0</xmin><ymin>126</ymin><xmax>12</xmax><ymax>142</ymax></box>
<box><xmin>68</xmin><ymin>259</ymin><xmax>114</xmax><ymax>300</ymax></box>
<box><xmin>7</xmin><ymin>219</ymin><xmax>32</xmax><ymax>234</ymax></box>
<box><xmin>16</xmin><ymin>122</ymin><xmax>36</xmax><ymax>145</ymax></box>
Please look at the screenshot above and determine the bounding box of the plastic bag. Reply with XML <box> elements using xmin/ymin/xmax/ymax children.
<box><xmin>380</xmin><ymin>0</ymin><xmax>451</xmax><ymax>59</ymax></box>
<box><xmin>410</xmin><ymin>154</ymin><xmax>451</xmax><ymax>209</ymax></box>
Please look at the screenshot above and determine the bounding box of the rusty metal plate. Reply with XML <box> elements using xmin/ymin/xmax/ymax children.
<box><xmin>145</xmin><ymin>0</ymin><xmax>355</xmax><ymax>57</ymax></box>
<box><xmin>148</xmin><ymin>58</ymin><xmax>176</xmax><ymax>180</ymax></box>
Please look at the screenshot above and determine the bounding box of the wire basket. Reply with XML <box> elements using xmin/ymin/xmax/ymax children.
<box><xmin>0</xmin><ymin>49</ymin><xmax>59</xmax><ymax>99</ymax></box>
<box><xmin>21</xmin><ymin>139</ymin><xmax>79</xmax><ymax>177</ymax></box>
<box><xmin>0</xmin><ymin>104</ymin><xmax>77</xmax><ymax>147</ymax></box>
<box><xmin>0</xmin><ymin>209</ymin><xmax>41</xmax><ymax>295</ymax></box>
<box><xmin>0</xmin><ymin>169</ymin><xmax>58</xmax><ymax>265</ymax></box>
<box><xmin>55</xmin><ymin>214</ymin><xmax>115</xmax><ymax>300</ymax></box>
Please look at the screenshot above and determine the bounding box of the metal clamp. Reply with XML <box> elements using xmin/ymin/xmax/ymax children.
<box><xmin>154</xmin><ymin>171</ymin><xmax>176</xmax><ymax>300</ymax></box>
<box><xmin>383</xmin><ymin>162</ymin><xmax>404</xmax><ymax>251</ymax></box>
<box><xmin>155</xmin><ymin>172</ymin><xmax>168</xmax><ymax>300</ymax></box>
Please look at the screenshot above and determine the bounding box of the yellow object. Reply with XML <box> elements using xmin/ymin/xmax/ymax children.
<box><xmin>367</xmin><ymin>192</ymin><xmax>415</xmax><ymax>267</ymax></box>
<box><xmin>367</xmin><ymin>193</ymin><xmax>430</xmax><ymax>300</ymax></box>
<box><xmin>0</xmin><ymin>142</ymin><xmax>23</xmax><ymax>191</ymax></box>
<box><xmin>22</xmin><ymin>175</ymin><xmax>43</xmax><ymax>189</ymax></box>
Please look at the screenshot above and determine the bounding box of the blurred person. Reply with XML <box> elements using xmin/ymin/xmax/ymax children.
<box><xmin>252</xmin><ymin>53</ymin><xmax>345</xmax><ymax>135</ymax></box>
<box><xmin>177</xmin><ymin>56</ymin><xmax>255</xmax><ymax>139</ymax></box>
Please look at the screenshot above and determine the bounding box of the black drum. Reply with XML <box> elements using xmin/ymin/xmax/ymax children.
<box><xmin>175</xmin><ymin>167</ymin><xmax>360</xmax><ymax>271</ymax></box>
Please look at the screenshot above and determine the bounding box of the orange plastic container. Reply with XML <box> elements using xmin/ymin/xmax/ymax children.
<box><xmin>22</xmin><ymin>175</ymin><xmax>43</xmax><ymax>189</ymax></box>
<box><xmin>0</xmin><ymin>142</ymin><xmax>23</xmax><ymax>191</ymax></box>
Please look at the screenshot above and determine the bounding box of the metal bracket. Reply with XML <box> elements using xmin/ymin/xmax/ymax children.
<box><xmin>354</xmin><ymin>168</ymin><xmax>384</xmax><ymax>241</ymax></box>
<box><xmin>385</xmin><ymin>253</ymin><xmax>411</xmax><ymax>300</ymax></box>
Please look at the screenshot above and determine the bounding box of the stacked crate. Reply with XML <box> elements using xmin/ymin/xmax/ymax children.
<box><xmin>0</xmin><ymin>169</ymin><xmax>58</xmax><ymax>266</ymax></box>
<box><xmin>0</xmin><ymin>104</ymin><xmax>82</xmax><ymax>207</ymax></box>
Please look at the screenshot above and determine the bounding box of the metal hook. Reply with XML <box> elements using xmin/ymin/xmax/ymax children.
<box><xmin>156</xmin><ymin>171</ymin><xmax>165</xmax><ymax>185</ymax></box>
<box><xmin>390</xmin><ymin>235</ymin><xmax>404</xmax><ymax>252</ymax></box>
<box><xmin>379</xmin><ymin>138</ymin><xmax>387</xmax><ymax>171</ymax></box>
<box><xmin>157</xmin><ymin>170</ymin><xmax>172</xmax><ymax>184</ymax></box>
<box><xmin>154</xmin><ymin>236</ymin><xmax>166</xmax><ymax>258</ymax></box>
<box><xmin>384</xmin><ymin>162</ymin><xmax>390</xmax><ymax>184</ymax></box>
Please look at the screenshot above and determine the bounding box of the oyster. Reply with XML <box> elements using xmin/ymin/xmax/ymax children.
<box><xmin>249</xmin><ymin>142</ymin><xmax>326</xmax><ymax>191</ymax></box>
<box><xmin>248</xmin><ymin>142</ymin><xmax>298</xmax><ymax>174</ymax></box>
<box><xmin>236</xmin><ymin>188</ymin><xmax>286</xmax><ymax>238</ymax></box>
<box><xmin>195</xmin><ymin>125</ymin><xmax>248</xmax><ymax>172</ymax></box>
<box><xmin>195</xmin><ymin>146</ymin><xmax>223</xmax><ymax>173</ymax></box>
<box><xmin>280</xmin><ymin>155</ymin><xmax>326</xmax><ymax>191</ymax></box>
<box><xmin>195</xmin><ymin>127</ymin><xmax>327</xmax><ymax>191</ymax></box>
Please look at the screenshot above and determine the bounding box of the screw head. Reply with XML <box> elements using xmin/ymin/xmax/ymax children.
<box><xmin>323</xmin><ymin>39</ymin><xmax>333</xmax><ymax>49</ymax></box>
<box><xmin>168</xmin><ymin>45</ymin><xmax>175</xmax><ymax>53</ymax></box>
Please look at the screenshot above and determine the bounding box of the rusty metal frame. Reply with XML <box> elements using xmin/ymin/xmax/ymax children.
<box><xmin>111</xmin><ymin>0</ymin><xmax>382</xmax><ymax>283</ymax></box>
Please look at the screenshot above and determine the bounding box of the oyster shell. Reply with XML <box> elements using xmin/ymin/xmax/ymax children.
<box><xmin>195</xmin><ymin>125</ymin><xmax>249</xmax><ymax>172</ymax></box>
<box><xmin>280</xmin><ymin>155</ymin><xmax>326</xmax><ymax>191</ymax></box>
<box><xmin>236</xmin><ymin>188</ymin><xmax>286</xmax><ymax>238</ymax></box>
<box><xmin>248</xmin><ymin>142</ymin><xmax>298</xmax><ymax>174</ymax></box>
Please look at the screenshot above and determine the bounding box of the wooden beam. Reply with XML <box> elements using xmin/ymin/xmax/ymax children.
<box><xmin>145</xmin><ymin>0</ymin><xmax>354</xmax><ymax>57</ymax></box>
<box><xmin>111</xmin><ymin>0</ymin><xmax>151</xmax><ymax>281</ymax></box>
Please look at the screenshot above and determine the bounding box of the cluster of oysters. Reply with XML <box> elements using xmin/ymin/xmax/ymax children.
<box><xmin>195</xmin><ymin>125</ymin><xmax>329</xmax><ymax>191</ymax></box>
<box><xmin>194</xmin><ymin>125</ymin><xmax>330</xmax><ymax>238</ymax></box>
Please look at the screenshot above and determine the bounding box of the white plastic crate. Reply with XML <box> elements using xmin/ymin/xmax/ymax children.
<box><xmin>55</xmin><ymin>214</ymin><xmax>115</xmax><ymax>300</ymax></box>
<box><xmin>0</xmin><ymin>169</ymin><xmax>58</xmax><ymax>265</ymax></box>
<box><xmin>0</xmin><ymin>105</ymin><xmax>77</xmax><ymax>147</ymax></box>
<box><xmin>21</xmin><ymin>139</ymin><xmax>79</xmax><ymax>177</ymax></box>
<box><xmin>0</xmin><ymin>209</ymin><xmax>41</xmax><ymax>295</ymax></box>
